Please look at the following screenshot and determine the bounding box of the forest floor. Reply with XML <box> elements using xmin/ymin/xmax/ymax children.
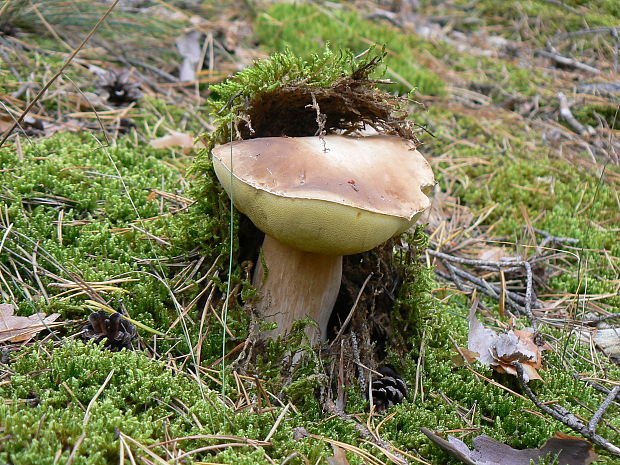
<box><xmin>0</xmin><ymin>0</ymin><xmax>619</xmax><ymax>464</ymax></box>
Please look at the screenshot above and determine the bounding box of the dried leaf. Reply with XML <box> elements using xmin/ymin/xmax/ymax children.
<box><xmin>467</xmin><ymin>305</ymin><xmax>498</xmax><ymax>367</ymax></box>
<box><xmin>0</xmin><ymin>303</ymin><xmax>60</xmax><ymax>344</ymax></box>
<box><xmin>421</xmin><ymin>428</ymin><xmax>598</xmax><ymax>465</ymax></box>
<box><xmin>477</xmin><ymin>246</ymin><xmax>513</xmax><ymax>262</ymax></box>
<box><xmin>327</xmin><ymin>445</ymin><xmax>351</xmax><ymax>465</ymax></box>
<box><xmin>176</xmin><ymin>30</ymin><xmax>202</xmax><ymax>81</ymax></box>
<box><xmin>594</xmin><ymin>327</ymin><xmax>620</xmax><ymax>358</ymax></box>
<box><xmin>150</xmin><ymin>132</ymin><xmax>195</xmax><ymax>154</ymax></box>
<box><xmin>467</xmin><ymin>306</ymin><xmax>548</xmax><ymax>382</ymax></box>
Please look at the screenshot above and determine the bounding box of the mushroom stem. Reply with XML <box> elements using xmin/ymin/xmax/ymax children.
<box><xmin>253</xmin><ymin>235</ymin><xmax>342</xmax><ymax>341</ymax></box>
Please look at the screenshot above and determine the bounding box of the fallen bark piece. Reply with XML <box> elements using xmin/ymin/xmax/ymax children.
<box><xmin>0</xmin><ymin>303</ymin><xmax>60</xmax><ymax>344</ymax></box>
<box><xmin>467</xmin><ymin>306</ymin><xmax>550</xmax><ymax>382</ymax></box>
<box><xmin>421</xmin><ymin>428</ymin><xmax>598</xmax><ymax>465</ymax></box>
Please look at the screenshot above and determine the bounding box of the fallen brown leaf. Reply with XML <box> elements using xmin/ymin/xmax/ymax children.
<box><xmin>422</xmin><ymin>428</ymin><xmax>598</xmax><ymax>465</ymax></box>
<box><xmin>150</xmin><ymin>132</ymin><xmax>195</xmax><ymax>154</ymax></box>
<box><xmin>327</xmin><ymin>444</ymin><xmax>352</xmax><ymax>465</ymax></box>
<box><xmin>477</xmin><ymin>246</ymin><xmax>514</xmax><ymax>262</ymax></box>
<box><xmin>466</xmin><ymin>306</ymin><xmax>549</xmax><ymax>382</ymax></box>
<box><xmin>0</xmin><ymin>303</ymin><xmax>60</xmax><ymax>344</ymax></box>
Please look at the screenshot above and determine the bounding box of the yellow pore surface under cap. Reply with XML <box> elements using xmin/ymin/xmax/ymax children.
<box><xmin>212</xmin><ymin>135</ymin><xmax>434</xmax><ymax>255</ymax></box>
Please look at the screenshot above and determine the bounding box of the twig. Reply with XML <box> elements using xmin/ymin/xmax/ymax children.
<box><xmin>522</xmin><ymin>261</ymin><xmax>537</xmax><ymax>330</ymax></box>
<box><xmin>573</xmin><ymin>372</ymin><xmax>620</xmax><ymax>404</ymax></box>
<box><xmin>536</xmin><ymin>50</ymin><xmax>601</xmax><ymax>75</ymax></box>
<box><xmin>429</xmin><ymin>249</ymin><xmax>522</xmax><ymax>268</ymax></box>
<box><xmin>435</xmin><ymin>268</ymin><xmax>526</xmax><ymax>314</ymax></box>
<box><xmin>583</xmin><ymin>313</ymin><xmax>620</xmax><ymax>326</ymax></box>
<box><xmin>515</xmin><ymin>363</ymin><xmax>620</xmax><ymax>456</ymax></box>
<box><xmin>588</xmin><ymin>386</ymin><xmax>620</xmax><ymax>434</ymax></box>
<box><xmin>429</xmin><ymin>249</ymin><xmax>541</xmax><ymax>324</ymax></box>
<box><xmin>323</xmin><ymin>399</ymin><xmax>409</xmax><ymax>465</ymax></box>
<box><xmin>532</xmin><ymin>227</ymin><xmax>579</xmax><ymax>249</ymax></box>
<box><xmin>554</xmin><ymin>26</ymin><xmax>620</xmax><ymax>41</ymax></box>
<box><xmin>557</xmin><ymin>92</ymin><xmax>594</xmax><ymax>137</ymax></box>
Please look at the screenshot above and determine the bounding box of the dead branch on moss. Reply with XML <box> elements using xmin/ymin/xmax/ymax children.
<box><xmin>536</xmin><ymin>49</ymin><xmax>601</xmax><ymax>75</ymax></box>
<box><xmin>322</xmin><ymin>399</ymin><xmax>411</xmax><ymax>465</ymax></box>
<box><xmin>583</xmin><ymin>313</ymin><xmax>620</xmax><ymax>326</ymax></box>
<box><xmin>428</xmin><ymin>249</ymin><xmax>540</xmax><ymax>329</ymax></box>
<box><xmin>515</xmin><ymin>362</ymin><xmax>620</xmax><ymax>457</ymax></box>
<box><xmin>557</xmin><ymin>92</ymin><xmax>595</xmax><ymax>137</ymax></box>
<box><xmin>427</xmin><ymin>224</ymin><xmax>583</xmax><ymax>330</ymax></box>
<box><xmin>572</xmin><ymin>372</ymin><xmax>620</xmax><ymax>404</ymax></box>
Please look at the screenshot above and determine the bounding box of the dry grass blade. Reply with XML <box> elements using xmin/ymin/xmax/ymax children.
<box><xmin>0</xmin><ymin>0</ymin><xmax>122</xmax><ymax>147</ymax></box>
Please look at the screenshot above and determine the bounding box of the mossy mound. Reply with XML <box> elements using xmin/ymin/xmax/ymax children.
<box><xmin>207</xmin><ymin>47</ymin><xmax>421</xmax><ymax>147</ymax></box>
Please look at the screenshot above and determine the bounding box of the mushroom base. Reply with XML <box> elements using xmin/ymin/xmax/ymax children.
<box><xmin>253</xmin><ymin>235</ymin><xmax>342</xmax><ymax>342</ymax></box>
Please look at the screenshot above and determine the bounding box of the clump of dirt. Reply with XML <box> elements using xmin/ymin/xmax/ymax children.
<box><xmin>207</xmin><ymin>50</ymin><xmax>424</xmax><ymax>148</ymax></box>
<box><xmin>328</xmin><ymin>239</ymin><xmax>402</xmax><ymax>361</ymax></box>
<box><xmin>237</xmin><ymin>76</ymin><xmax>421</xmax><ymax>144</ymax></box>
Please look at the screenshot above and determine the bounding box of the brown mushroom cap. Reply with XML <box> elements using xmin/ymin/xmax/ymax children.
<box><xmin>212</xmin><ymin>134</ymin><xmax>435</xmax><ymax>255</ymax></box>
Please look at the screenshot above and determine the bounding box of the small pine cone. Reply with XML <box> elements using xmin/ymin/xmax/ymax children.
<box><xmin>97</xmin><ymin>70</ymin><xmax>142</xmax><ymax>106</ymax></box>
<box><xmin>82</xmin><ymin>309</ymin><xmax>137</xmax><ymax>351</ymax></box>
<box><xmin>371</xmin><ymin>364</ymin><xmax>408</xmax><ymax>412</ymax></box>
<box><xmin>0</xmin><ymin>20</ymin><xmax>19</xmax><ymax>37</ymax></box>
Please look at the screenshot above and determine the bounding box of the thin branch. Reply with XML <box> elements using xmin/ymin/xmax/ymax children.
<box><xmin>536</xmin><ymin>50</ymin><xmax>601</xmax><ymax>75</ymax></box>
<box><xmin>588</xmin><ymin>386</ymin><xmax>620</xmax><ymax>434</ymax></box>
<box><xmin>583</xmin><ymin>313</ymin><xmax>620</xmax><ymax>326</ymax></box>
<box><xmin>554</xmin><ymin>26</ymin><xmax>620</xmax><ymax>41</ymax></box>
<box><xmin>515</xmin><ymin>363</ymin><xmax>620</xmax><ymax>456</ymax></box>
<box><xmin>557</xmin><ymin>92</ymin><xmax>594</xmax><ymax>137</ymax></box>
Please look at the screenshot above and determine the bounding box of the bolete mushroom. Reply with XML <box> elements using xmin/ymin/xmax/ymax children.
<box><xmin>212</xmin><ymin>134</ymin><xmax>434</xmax><ymax>341</ymax></box>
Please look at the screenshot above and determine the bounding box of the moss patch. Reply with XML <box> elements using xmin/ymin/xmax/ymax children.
<box><xmin>206</xmin><ymin>46</ymin><xmax>422</xmax><ymax>147</ymax></box>
<box><xmin>255</xmin><ymin>3</ymin><xmax>445</xmax><ymax>96</ymax></box>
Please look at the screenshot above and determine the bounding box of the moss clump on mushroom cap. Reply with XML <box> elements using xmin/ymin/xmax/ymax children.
<box><xmin>204</xmin><ymin>46</ymin><xmax>421</xmax><ymax>149</ymax></box>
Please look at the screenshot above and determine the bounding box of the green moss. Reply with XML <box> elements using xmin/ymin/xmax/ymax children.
<box><xmin>205</xmin><ymin>45</ymin><xmax>372</xmax><ymax>146</ymax></box>
<box><xmin>474</xmin><ymin>0</ymin><xmax>619</xmax><ymax>42</ymax></box>
<box><xmin>0</xmin><ymin>132</ymin><xmax>225</xmax><ymax>354</ymax></box>
<box><xmin>571</xmin><ymin>103</ymin><xmax>620</xmax><ymax>130</ymax></box>
<box><xmin>3</xmin><ymin>129</ymin><xmax>619</xmax><ymax>463</ymax></box>
<box><xmin>255</xmin><ymin>3</ymin><xmax>445</xmax><ymax>96</ymax></box>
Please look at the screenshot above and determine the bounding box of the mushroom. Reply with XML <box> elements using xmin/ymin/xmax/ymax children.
<box><xmin>211</xmin><ymin>134</ymin><xmax>435</xmax><ymax>341</ymax></box>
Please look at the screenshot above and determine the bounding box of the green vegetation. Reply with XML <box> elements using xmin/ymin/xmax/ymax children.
<box><xmin>206</xmin><ymin>46</ymin><xmax>380</xmax><ymax>146</ymax></box>
<box><xmin>1</xmin><ymin>0</ymin><xmax>619</xmax><ymax>463</ymax></box>
<box><xmin>455</xmin><ymin>0</ymin><xmax>619</xmax><ymax>42</ymax></box>
<box><xmin>256</xmin><ymin>3</ymin><xmax>445</xmax><ymax>96</ymax></box>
